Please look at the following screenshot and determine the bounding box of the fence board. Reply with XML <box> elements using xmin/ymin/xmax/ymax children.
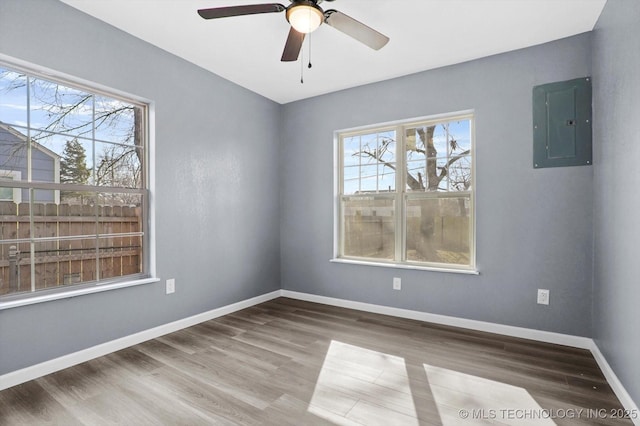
<box><xmin>0</xmin><ymin>202</ymin><xmax>142</xmax><ymax>296</ymax></box>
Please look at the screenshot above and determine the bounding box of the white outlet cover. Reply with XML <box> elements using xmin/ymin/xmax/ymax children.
<box><xmin>393</xmin><ymin>277</ymin><xmax>401</xmax><ymax>290</ymax></box>
<box><xmin>166</xmin><ymin>278</ymin><xmax>175</xmax><ymax>295</ymax></box>
<box><xmin>537</xmin><ymin>289</ymin><xmax>549</xmax><ymax>305</ymax></box>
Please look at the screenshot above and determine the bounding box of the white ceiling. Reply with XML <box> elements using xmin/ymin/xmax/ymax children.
<box><xmin>60</xmin><ymin>0</ymin><xmax>606</xmax><ymax>104</ymax></box>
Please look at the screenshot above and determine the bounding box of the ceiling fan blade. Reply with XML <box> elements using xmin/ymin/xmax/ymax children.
<box><xmin>198</xmin><ymin>4</ymin><xmax>286</xmax><ymax>20</ymax></box>
<box><xmin>324</xmin><ymin>10</ymin><xmax>389</xmax><ymax>50</ymax></box>
<box><xmin>281</xmin><ymin>27</ymin><xmax>305</xmax><ymax>62</ymax></box>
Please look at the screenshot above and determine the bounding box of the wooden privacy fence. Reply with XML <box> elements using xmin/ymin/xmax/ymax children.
<box><xmin>0</xmin><ymin>201</ymin><xmax>142</xmax><ymax>296</ymax></box>
<box><xmin>343</xmin><ymin>207</ymin><xmax>469</xmax><ymax>264</ymax></box>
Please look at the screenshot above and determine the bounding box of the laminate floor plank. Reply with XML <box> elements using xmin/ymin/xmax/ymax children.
<box><xmin>0</xmin><ymin>380</ymin><xmax>83</xmax><ymax>426</ymax></box>
<box><xmin>261</xmin><ymin>393</ymin><xmax>363</xmax><ymax>426</ymax></box>
<box><xmin>0</xmin><ymin>297</ymin><xmax>633</xmax><ymax>425</ymax></box>
<box><xmin>140</xmin><ymin>366</ymin><xmax>265</xmax><ymax>425</ymax></box>
<box><xmin>202</xmin><ymin>338</ymin><xmax>291</xmax><ymax>374</ymax></box>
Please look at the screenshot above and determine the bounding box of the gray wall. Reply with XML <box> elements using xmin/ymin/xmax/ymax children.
<box><xmin>0</xmin><ymin>0</ymin><xmax>281</xmax><ymax>375</ymax></box>
<box><xmin>592</xmin><ymin>0</ymin><xmax>640</xmax><ymax>406</ymax></box>
<box><xmin>280</xmin><ymin>34</ymin><xmax>594</xmax><ymax>336</ymax></box>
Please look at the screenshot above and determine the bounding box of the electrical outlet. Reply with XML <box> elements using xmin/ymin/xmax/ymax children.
<box><xmin>537</xmin><ymin>289</ymin><xmax>549</xmax><ymax>305</ymax></box>
<box><xmin>393</xmin><ymin>277</ymin><xmax>401</xmax><ymax>290</ymax></box>
<box><xmin>166</xmin><ymin>278</ymin><xmax>175</xmax><ymax>295</ymax></box>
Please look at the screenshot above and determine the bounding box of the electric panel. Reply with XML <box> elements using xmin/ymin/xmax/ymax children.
<box><xmin>533</xmin><ymin>77</ymin><xmax>592</xmax><ymax>168</ymax></box>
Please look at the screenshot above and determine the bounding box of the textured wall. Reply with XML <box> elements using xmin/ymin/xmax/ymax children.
<box><xmin>280</xmin><ymin>34</ymin><xmax>594</xmax><ymax>336</ymax></box>
<box><xmin>592</xmin><ymin>0</ymin><xmax>640</xmax><ymax>407</ymax></box>
<box><xmin>0</xmin><ymin>0</ymin><xmax>281</xmax><ymax>374</ymax></box>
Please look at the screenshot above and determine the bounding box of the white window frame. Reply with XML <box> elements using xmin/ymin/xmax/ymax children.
<box><xmin>0</xmin><ymin>55</ymin><xmax>158</xmax><ymax>310</ymax></box>
<box><xmin>332</xmin><ymin>110</ymin><xmax>477</xmax><ymax>274</ymax></box>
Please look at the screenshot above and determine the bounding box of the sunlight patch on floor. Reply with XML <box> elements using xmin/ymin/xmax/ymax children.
<box><xmin>424</xmin><ymin>363</ymin><xmax>556</xmax><ymax>425</ymax></box>
<box><xmin>307</xmin><ymin>340</ymin><xmax>419</xmax><ymax>425</ymax></box>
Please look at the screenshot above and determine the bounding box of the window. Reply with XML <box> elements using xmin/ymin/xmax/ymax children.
<box><xmin>0</xmin><ymin>61</ymin><xmax>150</xmax><ymax>300</ymax></box>
<box><xmin>0</xmin><ymin>170</ymin><xmax>20</xmax><ymax>202</ymax></box>
<box><xmin>336</xmin><ymin>112</ymin><xmax>475</xmax><ymax>271</ymax></box>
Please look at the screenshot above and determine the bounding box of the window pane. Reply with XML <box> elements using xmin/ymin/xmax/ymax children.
<box><xmin>343</xmin><ymin>136</ymin><xmax>361</xmax><ymax>167</ymax></box>
<box><xmin>431</xmin><ymin>125</ymin><xmax>449</xmax><ymax>157</ymax></box>
<box><xmin>29</xmin><ymin>77</ymin><xmax>93</xmax><ymax>138</ymax></box>
<box><xmin>97</xmin><ymin>193</ymin><xmax>143</xmax><ymax>280</ymax></box>
<box><xmin>33</xmin><ymin>131</ymin><xmax>95</xmax><ymax>186</ymax></box>
<box><xmin>0</xmin><ymin>241</ymin><xmax>30</xmax><ymax>296</ymax></box>
<box><xmin>94</xmin><ymin>97</ymin><xmax>140</xmax><ymax>145</ymax></box>
<box><xmin>0</xmin><ymin>68</ymin><xmax>27</xmax><ymax>127</ymax></box>
<box><xmin>34</xmin><ymin>238</ymin><xmax>98</xmax><ymax>290</ymax></box>
<box><xmin>405</xmin><ymin>127</ymin><xmax>426</xmax><ymax>162</ymax></box>
<box><xmin>358</xmin><ymin>164</ymin><xmax>379</xmax><ymax>193</ymax></box>
<box><xmin>0</xmin><ymin>124</ymin><xmax>28</xmax><ymax>172</ymax></box>
<box><xmin>343</xmin><ymin>130</ymin><xmax>396</xmax><ymax>195</ymax></box>
<box><xmin>377</xmin><ymin>131</ymin><xmax>396</xmax><ymax>164</ymax></box>
<box><xmin>406</xmin><ymin>159</ymin><xmax>425</xmax><ymax>191</ymax></box>
<box><xmin>99</xmin><ymin>235</ymin><xmax>142</xmax><ymax>280</ymax></box>
<box><xmin>95</xmin><ymin>141</ymin><xmax>143</xmax><ymax>188</ymax></box>
<box><xmin>447</xmin><ymin>119</ymin><xmax>471</xmax><ymax>155</ymax></box>
<box><xmin>378</xmin><ymin>163</ymin><xmax>395</xmax><ymax>193</ymax></box>
<box><xmin>406</xmin><ymin>120</ymin><xmax>472</xmax><ymax>193</ymax></box>
<box><xmin>97</xmin><ymin>192</ymin><xmax>142</xmax><ymax>236</ymax></box>
<box><xmin>425</xmin><ymin>158</ymin><xmax>448</xmax><ymax>191</ymax></box>
<box><xmin>343</xmin><ymin>165</ymin><xmax>360</xmax><ymax>195</ymax></box>
<box><xmin>448</xmin><ymin>155</ymin><xmax>472</xmax><ymax>191</ymax></box>
<box><xmin>406</xmin><ymin>125</ymin><xmax>443</xmax><ymax>191</ymax></box>
<box><xmin>405</xmin><ymin>196</ymin><xmax>471</xmax><ymax>265</ymax></box>
<box><xmin>0</xmin><ymin>200</ymin><xmax>19</xmax><ymax>240</ymax></box>
<box><xmin>32</xmin><ymin>193</ymin><xmax>97</xmax><ymax>239</ymax></box>
<box><xmin>342</xmin><ymin>197</ymin><xmax>395</xmax><ymax>260</ymax></box>
<box><xmin>406</xmin><ymin>125</ymin><xmax>444</xmax><ymax>158</ymax></box>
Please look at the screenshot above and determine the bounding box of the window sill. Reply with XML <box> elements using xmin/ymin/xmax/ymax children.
<box><xmin>330</xmin><ymin>258</ymin><xmax>479</xmax><ymax>275</ymax></box>
<box><xmin>0</xmin><ymin>277</ymin><xmax>160</xmax><ymax>311</ymax></box>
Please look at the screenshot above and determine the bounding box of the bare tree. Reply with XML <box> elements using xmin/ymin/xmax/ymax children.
<box><xmin>355</xmin><ymin>124</ymin><xmax>470</xmax><ymax>192</ymax></box>
<box><xmin>1</xmin><ymin>68</ymin><xmax>144</xmax><ymax>207</ymax></box>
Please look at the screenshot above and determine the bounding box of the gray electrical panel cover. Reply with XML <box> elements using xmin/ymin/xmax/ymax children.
<box><xmin>533</xmin><ymin>77</ymin><xmax>592</xmax><ymax>168</ymax></box>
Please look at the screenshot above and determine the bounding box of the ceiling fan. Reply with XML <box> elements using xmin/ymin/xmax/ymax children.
<box><xmin>197</xmin><ymin>0</ymin><xmax>389</xmax><ymax>62</ymax></box>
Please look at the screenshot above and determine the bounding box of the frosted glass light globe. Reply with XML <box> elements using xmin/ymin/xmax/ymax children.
<box><xmin>287</xmin><ymin>4</ymin><xmax>323</xmax><ymax>34</ymax></box>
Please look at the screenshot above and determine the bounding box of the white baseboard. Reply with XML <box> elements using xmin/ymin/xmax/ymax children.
<box><xmin>0</xmin><ymin>290</ymin><xmax>281</xmax><ymax>391</ymax></box>
<box><xmin>281</xmin><ymin>290</ymin><xmax>639</xmax><ymax>422</ymax></box>
<box><xmin>590</xmin><ymin>342</ymin><xmax>640</xmax><ymax>426</ymax></box>
<box><xmin>280</xmin><ymin>290</ymin><xmax>592</xmax><ymax>348</ymax></box>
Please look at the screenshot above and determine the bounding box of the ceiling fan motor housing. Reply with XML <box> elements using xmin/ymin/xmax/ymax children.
<box><xmin>286</xmin><ymin>0</ymin><xmax>324</xmax><ymax>34</ymax></box>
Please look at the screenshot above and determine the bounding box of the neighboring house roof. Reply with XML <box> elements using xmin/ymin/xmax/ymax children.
<box><xmin>0</xmin><ymin>121</ymin><xmax>62</xmax><ymax>161</ymax></box>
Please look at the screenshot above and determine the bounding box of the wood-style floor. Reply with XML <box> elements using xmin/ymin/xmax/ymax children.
<box><xmin>0</xmin><ymin>297</ymin><xmax>633</xmax><ymax>425</ymax></box>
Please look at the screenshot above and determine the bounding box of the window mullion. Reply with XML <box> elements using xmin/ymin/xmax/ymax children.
<box><xmin>92</xmin><ymin>97</ymin><xmax>100</xmax><ymax>282</ymax></box>
<box><xmin>375</xmin><ymin>133</ymin><xmax>379</xmax><ymax>193</ymax></box>
<box><xmin>395</xmin><ymin>125</ymin><xmax>404</xmax><ymax>262</ymax></box>
<box><xmin>26</xmin><ymin>77</ymin><xmax>36</xmax><ymax>292</ymax></box>
<box><xmin>358</xmin><ymin>135</ymin><xmax>362</xmax><ymax>194</ymax></box>
<box><xmin>29</xmin><ymin>189</ymin><xmax>36</xmax><ymax>292</ymax></box>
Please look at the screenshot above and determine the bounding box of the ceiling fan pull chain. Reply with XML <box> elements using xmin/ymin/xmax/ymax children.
<box><xmin>300</xmin><ymin>47</ymin><xmax>304</xmax><ymax>84</ymax></box>
<box><xmin>308</xmin><ymin>32</ymin><xmax>312</xmax><ymax>69</ymax></box>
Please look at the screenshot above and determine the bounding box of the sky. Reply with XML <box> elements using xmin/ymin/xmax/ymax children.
<box><xmin>342</xmin><ymin>119</ymin><xmax>472</xmax><ymax>195</ymax></box>
<box><xmin>0</xmin><ymin>66</ymin><xmax>141</xmax><ymax>185</ymax></box>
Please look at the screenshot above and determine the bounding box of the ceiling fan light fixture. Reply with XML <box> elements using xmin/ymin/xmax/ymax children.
<box><xmin>286</xmin><ymin>2</ymin><xmax>324</xmax><ymax>34</ymax></box>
